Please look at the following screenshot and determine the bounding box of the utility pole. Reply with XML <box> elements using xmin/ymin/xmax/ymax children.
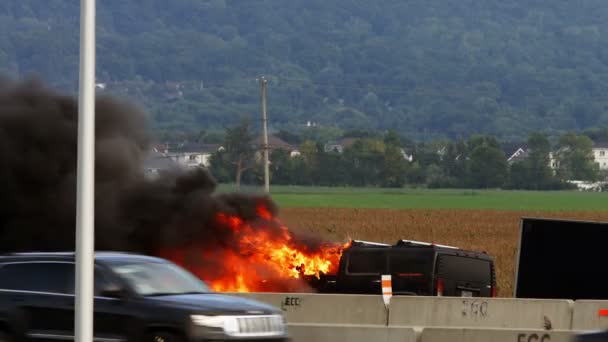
<box><xmin>75</xmin><ymin>0</ymin><xmax>96</xmax><ymax>342</ymax></box>
<box><xmin>260</xmin><ymin>77</ymin><xmax>270</xmax><ymax>193</ymax></box>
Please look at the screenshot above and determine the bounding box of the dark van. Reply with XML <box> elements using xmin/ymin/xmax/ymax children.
<box><xmin>315</xmin><ymin>240</ymin><xmax>496</xmax><ymax>297</ymax></box>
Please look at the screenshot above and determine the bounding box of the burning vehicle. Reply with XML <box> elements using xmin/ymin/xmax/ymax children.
<box><xmin>310</xmin><ymin>240</ymin><xmax>497</xmax><ymax>298</ymax></box>
<box><xmin>158</xmin><ymin>201</ymin><xmax>497</xmax><ymax>298</ymax></box>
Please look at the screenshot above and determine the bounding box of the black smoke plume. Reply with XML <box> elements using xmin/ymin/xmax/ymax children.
<box><xmin>0</xmin><ymin>76</ymin><xmax>277</xmax><ymax>254</ymax></box>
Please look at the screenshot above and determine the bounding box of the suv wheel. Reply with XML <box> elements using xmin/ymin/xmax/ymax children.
<box><xmin>0</xmin><ymin>331</ymin><xmax>12</xmax><ymax>342</ymax></box>
<box><xmin>149</xmin><ymin>331</ymin><xmax>182</xmax><ymax>342</ymax></box>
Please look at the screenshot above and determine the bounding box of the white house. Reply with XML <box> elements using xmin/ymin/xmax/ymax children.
<box><xmin>168</xmin><ymin>143</ymin><xmax>224</xmax><ymax>169</ymax></box>
<box><xmin>401</xmin><ymin>148</ymin><xmax>414</xmax><ymax>162</ymax></box>
<box><xmin>592</xmin><ymin>143</ymin><xmax>608</xmax><ymax>170</ymax></box>
<box><xmin>507</xmin><ymin>147</ymin><xmax>529</xmax><ymax>164</ymax></box>
<box><xmin>549</xmin><ymin>152</ymin><xmax>559</xmax><ymax>170</ymax></box>
<box><xmin>504</xmin><ymin>146</ymin><xmax>560</xmax><ymax>172</ymax></box>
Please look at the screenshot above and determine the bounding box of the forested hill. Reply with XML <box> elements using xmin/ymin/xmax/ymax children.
<box><xmin>3</xmin><ymin>0</ymin><xmax>608</xmax><ymax>141</ymax></box>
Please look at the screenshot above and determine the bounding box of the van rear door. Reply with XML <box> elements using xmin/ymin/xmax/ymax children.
<box><xmin>388</xmin><ymin>250</ymin><xmax>434</xmax><ymax>296</ymax></box>
<box><xmin>435</xmin><ymin>255</ymin><xmax>493</xmax><ymax>297</ymax></box>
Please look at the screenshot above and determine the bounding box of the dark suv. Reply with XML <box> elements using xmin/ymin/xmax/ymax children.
<box><xmin>314</xmin><ymin>240</ymin><xmax>496</xmax><ymax>297</ymax></box>
<box><xmin>0</xmin><ymin>252</ymin><xmax>288</xmax><ymax>342</ymax></box>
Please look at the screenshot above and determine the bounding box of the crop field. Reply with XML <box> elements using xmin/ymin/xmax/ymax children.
<box><xmin>279</xmin><ymin>208</ymin><xmax>608</xmax><ymax>297</ymax></box>
<box><xmin>220</xmin><ymin>185</ymin><xmax>608</xmax><ymax>296</ymax></box>
<box><xmin>220</xmin><ymin>185</ymin><xmax>608</xmax><ymax>211</ymax></box>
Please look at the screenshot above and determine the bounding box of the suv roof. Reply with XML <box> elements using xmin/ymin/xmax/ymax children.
<box><xmin>349</xmin><ymin>239</ymin><xmax>458</xmax><ymax>249</ymax></box>
<box><xmin>0</xmin><ymin>251</ymin><xmax>166</xmax><ymax>264</ymax></box>
<box><xmin>347</xmin><ymin>240</ymin><xmax>492</xmax><ymax>259</ymax></box>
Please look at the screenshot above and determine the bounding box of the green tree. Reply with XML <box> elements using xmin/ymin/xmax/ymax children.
<box><xmin>468</xmin><ymin>136</ymin><xmax>508</xmax><ymax>188</ymax></box>
<box><xmin>381</xmin><ymin>145</ymin><xmax>408</xmax><ymax>187</ymax></box>
<box><xmin>438</xmin><ymin>139</ymin><xmax>467</xmax><ymax>187</ymax></box>
<box><xmin>524</xmin><ymin>132</ymin><xmax>555</xmax><ymax>189</ymax></box>
<box><xmin>412</xmin><ymin>143</ymin><xmax>441</xmax><ymax>169</ymax></box>
<box><xmin>426</xmin><ymin>164</ymin><xmax>448</xmax><ymax>188</ymax></box>
<box><xmin>318</xmin><ymin>150</ymin><xmax>348</xmax><ymax>186</ymax></box>
<box><xmin>299</xmin><ymin>140</ymin><xmax>321</xmax><ymax>184</ymax></box>
<box><xmin>556</xmin><ymin>133</ymin><xmax>599</xmax><ymax>181</ymax></box>
<box><xmin>275</xmin><ymin>130</ymin><xmax>302</xmax><ymax>146</ymax></box>
<box><xmin>289</xmin><ymin>155</ymin><xmax>313</xmax><ymax>185</ymax></box>
<box><xmin>342</xmin><ymin>129</ymin><xmax>382</xmax><ymax>139</ymax></box>
<box><xmin>224</xmin><ymin>117</ymin><xmax>255</xmax><ymax>187</ymax></box>
<box><xmin>507</xmin><ymin>161</ymin><xmax>528</xmax><ymax>189</ymax></box>
<box><xmin>379</xmin><ymin>130</ymin><xmax>409</xmax><ymax>187</ymax></box>
<box><xmin>196</xmin><ymin>129</ymin><xmax>225</xmax><ymax>144</ymax></box>
<box><xmin>383</xmin><ymin>130</ymin><xmax>403</xmax><ymax>148</ymax></box>
<box><xmin>269</xmin><ymin>149</ymin><xmax>292</xmax><ymax>185</ymax></box>
<box><xmin>405</xmin><ymin>161</ymin><xmax>426</xmax><ymax>185</ymax></box>
<box><xmin>343</xmin><ymin>139</ymin><xmax>385</xmax><ymax>186</ymax></box>
<box><xmin>208</xmin><ymin>149</ymin><xmax>231</xmax><ymax>183</ymax></box>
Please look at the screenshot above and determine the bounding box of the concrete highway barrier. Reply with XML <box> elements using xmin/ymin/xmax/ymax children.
<box><xmin>572</xmin><ymin>300</ymin><xmax>608</xmax><ymax>330</ymax></box>
<box><xmin>229</xmin><ymin>292</ymin><xmax>388</xmax><ymax>325</ymax></box>
<box><xmin>420</xmin><ymin>327</ymin><xmax>575</xmax><ymax>342</ymax></box>
<box><xmin>389</xmin><ymin>296</ymin><xmax>574</xmax><ymax>330</ymax></box>
<box><xmin>230</xmin><ymin>292</ymin><xmax>580</xmax><ymax>330</ymax></box>
<box><xmin>287</xmin><ymin>324</ymin><xmax>417</xmax><ymax>342</ymax></box>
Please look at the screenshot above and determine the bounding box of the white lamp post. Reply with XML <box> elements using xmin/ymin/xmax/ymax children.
<box><xmin>75</xmin><ymin>0</ymin><xmax>96</xmax><ymax>341</ymax></box>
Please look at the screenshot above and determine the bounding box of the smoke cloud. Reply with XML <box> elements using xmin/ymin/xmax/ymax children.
<box><xmin>0</xmin><ymin>76</ymin><xmax>277</xmax><ymax>255</ymax></box>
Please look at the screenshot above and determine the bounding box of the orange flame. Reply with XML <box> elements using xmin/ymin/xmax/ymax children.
<box><xmin>159</xmin><ymin>202</ymin><xmax>349</xmax><ymax>293</ymax></box>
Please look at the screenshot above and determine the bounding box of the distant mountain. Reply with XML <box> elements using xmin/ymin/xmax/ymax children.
<box><xmin>3</xmin><ymin>0</ymin><xmax>608</xmax><ymax>141</ymax></box>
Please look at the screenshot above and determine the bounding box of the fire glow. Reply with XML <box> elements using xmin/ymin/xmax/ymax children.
<box><xmin>159</xmin><ymin>203</ymin><xmax>350</xmax><ymax>293</ymax></box>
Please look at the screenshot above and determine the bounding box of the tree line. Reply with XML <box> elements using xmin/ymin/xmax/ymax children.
<box><xmin>6</xmin><ymin>1</ymin><xmax>608</xmax><ymax>140</ymax></box>
<box><xmin>207</xmin><ymin>120</ymin><xmax>605</xmax><ymax>190</ymax></box>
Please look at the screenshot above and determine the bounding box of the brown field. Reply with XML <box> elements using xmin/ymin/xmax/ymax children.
<box><xmin>279</xmin><ymin>208</ymin><xmax>608</xmax><ymax>297</ymax></box>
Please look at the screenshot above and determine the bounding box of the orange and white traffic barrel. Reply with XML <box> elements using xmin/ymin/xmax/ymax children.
<box><xmin>382</xmin><ymin>274</ymin><xmax>392</xmax><ymax>307</ymax></box>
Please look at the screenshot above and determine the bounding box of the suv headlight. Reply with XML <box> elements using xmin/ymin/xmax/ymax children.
<box><xmin>190</xmin><ymin>315</ymin><xmax>239</xmax><ymax>334</ymax></box>
<box><xmin>190</xmin><ymin>314</ymin><xmax>285</xmax><ymax>337</ymax></box>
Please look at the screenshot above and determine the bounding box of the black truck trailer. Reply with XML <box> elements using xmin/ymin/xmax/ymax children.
<box><xmin>515</xmin><ymin>217</ymin><xmax>608</xmax><ymax>300</ymax></box>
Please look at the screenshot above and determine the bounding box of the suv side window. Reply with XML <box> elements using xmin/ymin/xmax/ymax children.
<box><xmin>346</xmin><ymin>250</ymin><xmax>386</xmax><ymax>274</ymax></box>
<box><xmin>0</xmin><ymin>262</ymin><xmax>73</xmax><ymax>294</ymax></box>
<box><xmin>389</xmin><ymin>252</ymin><xmax>431</xmax><ymax>276</ymax></box>
<box><xmin>438</xmin><ymin>255</ymin><xmax>491</xmax><ymax>283</ymax></box>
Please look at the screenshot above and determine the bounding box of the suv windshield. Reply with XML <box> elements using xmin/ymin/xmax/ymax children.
<box><xmin>109</xmin><ymin>261</ymin><xmax>210</xmax><ymax>296</ymax></box>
